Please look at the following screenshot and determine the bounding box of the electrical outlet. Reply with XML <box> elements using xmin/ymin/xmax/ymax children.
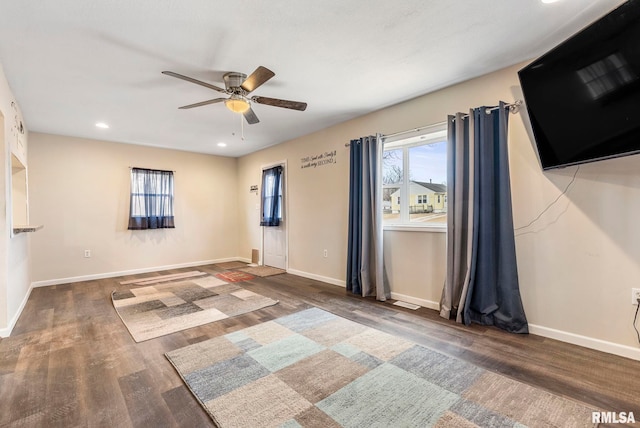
<box><xmin>323</xmin><ymin>249</ymin><xmax>328</xmax><ymax>258</ymax></box>
<box><xmin>84</xmin><ymin>249</ymin><xmax>91</xmax><ymax>258</ymax></box>
<box><xmin>632</xmin><ymin>288</ymin><xmax>640</xmax><ymax>305</ymax></box>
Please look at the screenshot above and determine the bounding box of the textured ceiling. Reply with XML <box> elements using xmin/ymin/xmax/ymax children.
<box><xmin>0</xmin><ymin>0</ymin><xmax>626</xmax><ymax>157</ymax></box>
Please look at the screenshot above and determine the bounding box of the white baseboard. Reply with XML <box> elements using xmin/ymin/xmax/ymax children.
<box><xmin>528</xmin><ymin>324</ymin><xmax>640</xmax><ymax>361</ymax></box>
<box><xmin>387</xmin><ymin>293</ymin><xmax>640</xmax><ymax>361</ymax></box>
<box><xmin>289</xmin><ymin>273</ymin><xmax>640</xmax><ymax>361</ymax></box>
<box><xmin>0</xmin><ymin>283</ymin><xmax>34</xmax><ymax>338</ymax></box>
<box><xmin>390</xmin><ymin>292</ymin><xmax>440</xmax><ymax>311</ymax></box>
<box><xmin>31</xmin><ymin>257</ymin><xmax>245</xmax><ymax>288</ymax></box>
<box><xmin>26</xmin><ymin>260</ymin><xmax>640</xmax><ymax>362</ymax></box>
<box><xmin>282</xmin><ymin>271</ymin><xmax>440</xmax><ymax>315</ymax></box>
<box><xmin>286</xmin><ymin>269</ymin><xmax>346</xmax><ymax>288</ymax></box>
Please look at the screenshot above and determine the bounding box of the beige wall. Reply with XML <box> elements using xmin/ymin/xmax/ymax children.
<box><xmin>238</xmin><ymin>132</ymin><xmax>350</xmax><ymax>284</ymax></box>
<box><xmin>0</xmin><ymin>64</ymin><xmax>31</xmax><ymax>335</ymax></box>
<box><xmin>238</xmin><ymin>65</ymin><xmax>527</xmax><ymax>301</ymax></box>
<box><xmin>383</xmin><ymin>230</ymin><xmax>446</xmax><ymax>307</ymax></box>
<box><xmin>18</xmin><ymin>61</ymin><xmax>640</xmax><ymax>355</ymax></box>
<box><xmin>28</xmin><ymin>133</ymin><xmax>240</xmax><ymax>282</ymax></box>
<box><xmin>237</xmin><ymin>62</ymin><xmax>640</xmax><ymax>354</ymax></box>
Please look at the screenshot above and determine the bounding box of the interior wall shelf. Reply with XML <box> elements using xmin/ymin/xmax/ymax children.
<box><xmin>13</xmin><ymin>225</ymin><xmax>43</xmax><ymax>234</ymax></box>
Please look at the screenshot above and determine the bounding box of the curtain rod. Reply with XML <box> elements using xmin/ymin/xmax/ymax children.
<box><xmin>345</xmin><ymin>100</ymin><xmax>523</xmax><ymax>147</ymax></box>
<box><xmin>129</xmin><ymin>166</ymin><xmax>176</xmax><ymax>173</ymax></box>
<box><xmin>380</xmin><ymin>121</ymin><xmax>447</xmax><ymax>141</ymax></box>
<box><xmin>450</xmin><ymin>99</ymin><xmax>523</xmax><ymax>122</ymax></box>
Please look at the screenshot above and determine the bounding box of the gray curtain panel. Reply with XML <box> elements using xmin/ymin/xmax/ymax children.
<box><xmin>346</xmin><ymin>135</ymin><xmax>390</xmax><ymax>301</ymax></box>
<box><xmin>440</xmin><ymin>112</ymin><xmax>475</xmax><ymax>321</ymax></box>
<box><xmin>440</xmin><ymin>102</ymin><xmax>528</xmax><ymax>334</ymax></box>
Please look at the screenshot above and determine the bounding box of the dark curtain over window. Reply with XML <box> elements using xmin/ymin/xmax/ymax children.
<box><xmin>346</xmin><ymin>135</ymin><xmax>389</xmax><ymax>301</ymax></box>
<box><xmin>260</xmin><ymin>166</ymin><xmax>283</xmax><ymax>227</ymax></box>
<box><xmin>440</xmin><ymin>102</ymin><xmax>528</xmax><ymax>334</ymax></box>
<box><xmin>128</xmin><ymin>167</ymin><xmax>175</xmax><ymax>230</ymax></box>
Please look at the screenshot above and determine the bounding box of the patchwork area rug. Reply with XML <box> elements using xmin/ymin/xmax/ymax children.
<box><xmin>238</xmin><ymin>266</ymin><xmax>286</xmax><ymax>277</ymax></box>
<box><xmin>165</xmin><ymin>308</ymin><xmax>598</xmax><ymax>427</ymax></box>
<box><xmin>215</xmin><ymin>271</ymin><xmax>256</xmax><ymax>283</ymax></box>
<box><xmin>112</xmin><ymin>276</ymin><xmax>278</xmax><ymax>342</ymax></box>
<box><xmin>119</xmin><ymin>270</ymin><xmax>208</xmax><ymax>286</ymax></box>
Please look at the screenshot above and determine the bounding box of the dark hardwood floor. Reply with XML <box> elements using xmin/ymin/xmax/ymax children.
<box><xmin>1</xmin><ymin>264</ymin><xmax>639</xmax><ymax>427</ymax></box>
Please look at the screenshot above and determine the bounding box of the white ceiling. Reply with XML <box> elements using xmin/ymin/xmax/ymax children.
<box><xmin>0</xmin><ymin>0</ymin><xmax>626</xmax><ymax>157</ymax></box>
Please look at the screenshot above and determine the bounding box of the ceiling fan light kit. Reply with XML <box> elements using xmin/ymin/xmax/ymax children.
<box><xmin>162</xmin><ymin>66</ymin><xmax>307</xmax><ymax>125</ymax></box>
<box><xmin>225</xmin><ymin>95</ymin><xmax>250</xmax><ymax>113</ymax></box>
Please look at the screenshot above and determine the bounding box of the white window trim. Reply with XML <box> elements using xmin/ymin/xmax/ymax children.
<box><xmin>382</xmin><ymin>122</ymin><xmax>447</xmax><ymax>231</ymax></box>
<box><xmin>384</xmin><ymin>224</ymin><xmax>447</xmax><ymax>233</ymax></box>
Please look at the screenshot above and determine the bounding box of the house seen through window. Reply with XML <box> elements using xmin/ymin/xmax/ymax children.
<box><xmin>382</xmin><ymin>123</ymin><xmax>447</xmax><ymax>227</ymax></box>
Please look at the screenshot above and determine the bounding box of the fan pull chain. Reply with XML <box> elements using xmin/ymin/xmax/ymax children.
<box><xmin>241</xmin><ymin>112</ymin><xmax>245</xmax><ymax>141</ymax></box>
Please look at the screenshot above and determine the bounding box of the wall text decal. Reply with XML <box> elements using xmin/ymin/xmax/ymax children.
<box><xmin>301</xmin><ymin>150</ymin><xmax>337</xmax><ymax>169</ymax></box>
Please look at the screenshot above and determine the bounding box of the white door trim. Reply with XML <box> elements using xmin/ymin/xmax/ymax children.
<box><xmin>260</xmin><ymin>160</ymin><xmax>288</xmax><ymax>270</ymax></box>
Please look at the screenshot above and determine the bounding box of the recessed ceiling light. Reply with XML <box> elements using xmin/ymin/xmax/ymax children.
<box><xmin>95</xmin><ymin>122</ymin><xmax>110</xmax><ymax>129</ymax></box>
<box><xmin>217</xmin><ymin>142</ymin><xmax>227</xmax><ymax>147</ymax></box>
<box><xmin>541</xmin><ymin>0</ymin><xmax>560</xmax><ymax>3</ymax></box>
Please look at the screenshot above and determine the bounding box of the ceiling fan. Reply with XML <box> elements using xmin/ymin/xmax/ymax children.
<box><xmin>162</xmin><ymin>66</ymin><xmax>307</xmax><ymax>125</ymax></box>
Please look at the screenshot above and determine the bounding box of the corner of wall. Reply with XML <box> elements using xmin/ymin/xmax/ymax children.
<box><xmin>0</xmin><ymin>64</ymin><xmax>32</xmax><ymax>334</ymax></box>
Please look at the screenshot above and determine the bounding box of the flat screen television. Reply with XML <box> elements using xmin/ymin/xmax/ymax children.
<box><xmin>518</xmin><ymin>0</ymin><xmax>640</xmax><ymax>170</ymax></box>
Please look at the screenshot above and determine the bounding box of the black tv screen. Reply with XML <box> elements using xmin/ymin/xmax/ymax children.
<box><xmin>518</xmin><ymin>0</ymin><xmax>640</xmax><ymax>170</ymax></box>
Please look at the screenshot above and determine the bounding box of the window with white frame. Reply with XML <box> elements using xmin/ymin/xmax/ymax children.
<box><xmin>260</xmin><ymin>165</ymin><xmax>283</xmax><ymax>226</ymax></box>
<box><xmin>382</xmin><ymin>123</ymin><xmax>447</xmax><ymax>228</ymax></box>
<box><xmin>128</xmin><ymin>167</ymin><xmax>175</xmax><ymax>230</ymax></box>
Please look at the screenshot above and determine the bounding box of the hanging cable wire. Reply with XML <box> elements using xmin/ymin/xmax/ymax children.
<box><xmin>634</xmin><ymin>301</ymin><xmax>640</xmax><ymax>344</ymax></box>
<box><xmin>515</xmin><ymin>166</ymin><xmax>580</xmax><ymax>231</ymax></box>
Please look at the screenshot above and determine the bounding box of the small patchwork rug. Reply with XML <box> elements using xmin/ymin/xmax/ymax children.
<box><xmin>238</xmin><ymin>266</ymin><xmax>286</xmax><ymax>277</ymax></box>
<box><xmin>112</xmin><ymin>276</ymin><xmax>278</xmax><ymax>342</ymax></box>
<box><xmin>166</xmin><ymin>308</ymin><xmax>599</xmax><ymax>428</ymax></box>
<box><xmin>215</xmin><ymin>271</ymin><xmax>256</xmax><ymax>283</ymax></box>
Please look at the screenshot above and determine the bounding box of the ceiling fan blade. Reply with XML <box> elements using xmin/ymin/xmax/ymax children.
<box><xmin>243</xmin><ymin>107</ymin><xmax>260</xmax><ymax>125</ymax></box>
<box><xmin>162</xmin><ymin>71</ymin><xmax>227</xmax><ymax>93</ymax></box>
<box><xmin>240</xmin><ymin>66</ymin><xmax>275</xmax><ymax>93</ymax></box>
<box><xmin>178</xmin><ymin>98</ymin><xmax>227</xmax><ymax>109</ymax></box>
<box><xmin>252</xmin><ymin>96</ymin><xmax>307</xmax><ymax>111</ymax></box>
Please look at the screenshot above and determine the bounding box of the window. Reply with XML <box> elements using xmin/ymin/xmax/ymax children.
<box><xmin>128</xmin><ymin>168</ymin><xmax>175</xmax><ymax>230</ymax></box>
<box><xmin>260</xmin><ymin>165</ymin><xmax>283</xmax><ymax>226</ymax></box>
<box><xmin>382</xmin><ymin>123</ymin><xmax>447</xmax><ymax>228</ymax></box>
